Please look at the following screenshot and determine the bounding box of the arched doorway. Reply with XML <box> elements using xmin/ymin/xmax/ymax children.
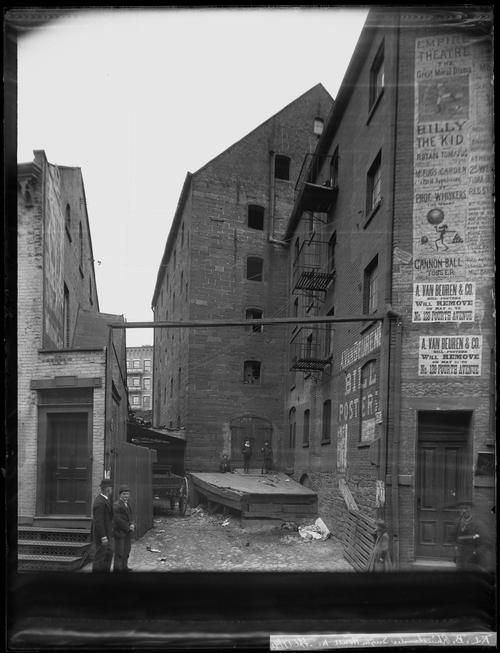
<box><xmin>230</xmin><ymin>415</ymin><xmax>272</xmax><ymax>469</ymax></box>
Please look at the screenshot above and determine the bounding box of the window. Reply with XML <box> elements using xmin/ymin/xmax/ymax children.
<box><xmin>369</xmin><ymin>42</ymin><xmax>384</xmax><ymax>110</ymax></box>
<box><xmin>63</xmin><ymin>284</ymin><xmax>70</xmax><ymax>348</ymax></box>
<box><xmin>65</xmin><ymin>204</ymin><xmax>71</xmax><ymax>238</ymax></box>
<box><xmin>243</xmin><ymin>360</ymin><xmax>261</xmax><ymax>384</ymax></box>
<box><xmin>246</xmin><ymin>308</ymin><xmax>263</xmax><ymax>333</ymax></box>
<box><xmin>313</xmin><ymin>117</ymin><xmax>324</xmax><ymax>136</ymax></box>
<box><xmin>330</xmin><ymin>147</ymin><xmax>339</xmax><ymax>188</ymax></box>
<box><xmin>324</xmin><ymin>307</ymin><xmax>335</xmax><ymax>357</ymax></box>
<box><xmin>321</xmin><ymin>400</ymin><xmax>332</xmax><ymax>443</ymax></box>
<box><xmin>144</xmin><ymin>359</ymin><xmax>152</xmax><ymax>371</ymax></box>
<box><xmin>246</xmin><ymin>257</ymin><xmax>263</xmax><ymax>282</ymax></box>
<box><xmin>133</xmin><ymin>360</ymin><xmax>141</xmax><ymax>369</ymax></box>
<box><xmin>248</xmin><ymin>205</ymin><xmax>265</xmax><ymax>230</ymax></box>
<box><xmin>127</xmin><ymin>377</ymin><xmax>132</xmax><ymax>386</ymax></box>
<box><xmin>366</xmin><ymin>151</ymin><xmax>382</xmax><ymax>215</ymax></box>
<box><xmin>79</xmin><ymin>222</ymin><xmax>83</xmax><ymax>268</ymax></box>
<box><xmin>294</xmin><ymin>238</ymin><xmax>300</xmax><ymax>264</ymax></box>
<box><xmin>293</xmin><ymin>297</ymin><xmax>299</xmax><ymax>318</ymax></box>
<box><xmin>289</xmin><ymin>407</ymin><xmax>296</xmax><ymax>448</ymax></box>
<box><xmin>131</xmin><ymin>396</ymin><xmax>140</xmax><ymax>406</ymax></box>
<box><xmin>328</xmin><ymin>232</ymin><xmax>337</xmax><ymax>273</ymax></box>
<box><xmin>275</xmin><ymin>155</ymin><xmax>290</xmax><ymax>181</ymax></box>
<box><xmin>143</xmin><ymin>378</ymin><xmax>151</xmax><ymax>390</ymax></box>
<box><xmin>170</xmin><ymin>378</ymin><xmax>173</xmax><ymax>397</ymax></box>
<box><xmin>143</xmin><ymin>395</ymin><xmax>151</xmax><ymax>408</ymax></box>
<box><xmin>127</xmin><ymin>360</ymin><xmax>132</xmax><ymax>369</ymax></box>
<box><xmin>132</xmin><ymin>377</ymin><xmax>140</xmax><ymax>387</ymax></box>
<box><xmin>303</xmin><ymin>409</ymin><xmax>310</xmax><ymax>447</ymax></box>
<box><xmin>364</xmin><ymin>255</ymin><xmax>379</xmax><ymax>314</ymax></box>
<box><xmin>322</xmin><ymin>400</ymin><xmax>332</xmax><ymax>444</ymax></box>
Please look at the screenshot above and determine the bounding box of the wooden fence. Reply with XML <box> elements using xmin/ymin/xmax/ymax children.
<box><xmin>114</xmin><ymin>442</ymin><xmax>154</xmax><ymax>538</ymax></box>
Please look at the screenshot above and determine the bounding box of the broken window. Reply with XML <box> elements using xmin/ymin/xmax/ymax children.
<box><xmin>245</xmin><ymin>308</ymin><xmax>263</xmax><ymax>333</ymax></box>
<box><xmin>248</xmin><ymin>204</ymin><xmax>265</xmax><ymax>230</ymax></box>
<box><xmin>246</xmin><ymin>256</ymin><xmax>263</xmax><ymax>282</ymax></box>
<box><xmin>243</xmin><ymin>360</ymin><xmax>261</xmax><ymax>384</ymax></box>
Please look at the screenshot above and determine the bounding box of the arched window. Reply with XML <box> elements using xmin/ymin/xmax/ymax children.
<box><xmin>246</xmin><ymin>256</ymin><xmax>263</xmax><ymax>281</ymax></box>
<box><xmin>243</xmin><ymin>360</ymin><xmax>261</xmax><ymax>384</ymax></box>
<box><xmin>288</xmin><ymin>407</ymin><xmax>296</xmax><ymax>448</ymax></box>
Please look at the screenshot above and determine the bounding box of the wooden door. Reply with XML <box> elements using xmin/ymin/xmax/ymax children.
<box><xmin>230</xmin><ymin>416</ymin><xmax>272</xmax><ymax>468</ymax></box>
<box><xmin>46</xmin><ymin>412</ymin><xmax>91</xmax><ymax>515</ymax></box>
<box><xmin>416</xmin><ymin>412</ymin><xmax>471</xmax><ymax>560</ymax></box>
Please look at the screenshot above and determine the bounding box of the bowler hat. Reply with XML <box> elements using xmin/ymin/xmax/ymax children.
<box><xmin>119</xmin><ymin>485</ymin><xmax>130</xmax><ymax>494</ymax></box>
<box><xmin>100</xmin><ymin>478</ymin><xmax>113</xmax><ymax>488</ymax></box>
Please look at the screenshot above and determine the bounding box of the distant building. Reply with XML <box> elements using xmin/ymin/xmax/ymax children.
<box><xmin>152</xmin><ymin>85</ymin><xmax>333</xmax><ymax>471</ymax></box>
<box><xmin>285</xmin><ymin>7</ymin><xmax>495</xmax><ymax>570</ymax></box>
<box><xmin>17</xmin><ymin>150</ymin><xmax>152</xmax><ymax>570</ymax></box>
<box><xmin>126</xmin><ymin>345</ymin><xmax>153</xmax><ymax>419</ymax></box>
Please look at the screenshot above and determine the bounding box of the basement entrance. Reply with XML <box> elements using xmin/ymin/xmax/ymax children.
<box><xmin>416</xmin><ymin>410</ymin><xmax>472</xmax><ymax>561</ymax></box>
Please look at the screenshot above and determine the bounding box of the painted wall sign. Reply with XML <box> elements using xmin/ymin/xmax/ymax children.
<box><xmin>340</xmin><ymin>323</ymin><xmax>382</xmax><ymax>370</ymax></box>
<box><xmin>412</xmin><ymin>32</ymin><xmax>493</xmax><ymax>320</ymax></box>
<box><xmin>418</xmin><ymin>334</ymin><xmax>482</xmax><ymax>376</ymax></box>
<box><xmin>412</xmin><ymin>281</ymin><xmax>476</xmax><ymax>322</ymax></box>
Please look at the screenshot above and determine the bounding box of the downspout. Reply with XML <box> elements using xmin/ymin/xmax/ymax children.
<box><xmin>383</xmin><ymin>11</ymin><xmax>402</xmax><ymax>567</ymax></box>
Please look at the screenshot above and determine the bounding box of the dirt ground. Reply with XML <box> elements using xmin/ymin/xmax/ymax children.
<box><xmin>112</xmin><ymin>505</ymin><xmax>354</xmax><ymax>572</ymax></box>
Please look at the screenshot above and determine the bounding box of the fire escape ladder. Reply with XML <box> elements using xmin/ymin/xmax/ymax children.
<box><xmin>290</xmin><ymin>326</ymin><xmax>332</xmax><ymax>372</ymax></box>
<box><xmin>293</xmin><ymin>236</ymin><xmax>335</xmax><ymax>293</ymax></box>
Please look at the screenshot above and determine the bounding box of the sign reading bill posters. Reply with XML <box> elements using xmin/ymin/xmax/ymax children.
<box><xmin>412</xmin><ymin>32</ymin><xmax>493</xmax><ymax>322</ymax></box>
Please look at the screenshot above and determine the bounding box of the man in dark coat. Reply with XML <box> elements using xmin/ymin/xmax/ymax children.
<box><xmin>241</xmin><ymin>439</ymin><xmax>252</xmax><ymax>474</ymax></box>
<box><xmin>92</xmin><ymin>478</ymin><xmax>114</xmax><ymax>572</ymax></box>
<box><xmin>261</xmin><ymin>441</ymin><xmax>273</xmax><ymax>474</ymax></box>
<box><xmin>113</xmin><ymin>485</ymin><xmax>135</xmax><ymax>572</ymax></box>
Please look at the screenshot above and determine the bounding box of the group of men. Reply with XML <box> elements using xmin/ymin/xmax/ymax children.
<box><xmin>92</xmin><ymin>479</ymin><xmax>135</xmax><ymax>573</ymax></box>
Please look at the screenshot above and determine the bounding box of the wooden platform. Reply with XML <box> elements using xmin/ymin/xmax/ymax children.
<box><xmin>189</xmin><ymin>471</ymin><xmax>318</xmax><ymax>522</ymax></box>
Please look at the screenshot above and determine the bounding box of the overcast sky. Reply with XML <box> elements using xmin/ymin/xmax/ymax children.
<box><xmin>17</xmin><ymin>7</ymin><xmax>369</xmax><ymax>347</ymax></box>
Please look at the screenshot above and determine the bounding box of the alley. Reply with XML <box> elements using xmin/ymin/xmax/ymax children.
<box><xmin>84</xmin><ymin>506</ymin><xmax>353</xmax><ymax>572</ymax></box>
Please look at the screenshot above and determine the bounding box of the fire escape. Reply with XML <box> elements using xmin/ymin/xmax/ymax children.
<box><xmin>290</xmin><ymin>153</ymin><xmax>338</xmax><ymax>373</ymax></box>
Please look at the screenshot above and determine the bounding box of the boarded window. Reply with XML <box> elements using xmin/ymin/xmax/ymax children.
<box><xmin>364</xmin><ymin>255</ymin><xmax>379</xmax><ymax>314</ymax></box>
<box><xmin>245</xmin><ymin>308</ymin><xmax>263</xmax><ymax>333</ymax></box>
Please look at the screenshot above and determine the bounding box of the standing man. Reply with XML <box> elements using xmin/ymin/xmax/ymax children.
<box><xmin>241</xmin><ymin>439</ymin><xmax>252</xmax><ymax>474</ymax></box>
<box><xmin>113</xmin><ymin>485</ymin><xmax>135</xmax><ymax>572</ymax></box>
<box><xmin>261</xmin><ymin>440</ymin><xmax>273</xmax><ymax>474</ymax></box>
<box><xmin>92</xmin><ymin>478</ymin><xmax>114</xmax><ymax>572</ymax></box>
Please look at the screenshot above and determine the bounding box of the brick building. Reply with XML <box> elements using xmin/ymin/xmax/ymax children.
<box><xmin>151</xmin><ymin>85</ymin><xmax>333</xmax><ymax>471</ymax></box>
<box><xmin>285</xmin><ymin>8</ymin><xmax>495</xmax><ymax>569</ymax></box>
<box><xmin>17</xmin><ymin>151</ymin><xmax>152</xmax><ymax>569</ymax></box>
<box><xmin>126</xmin><ymin>345</ymin><xmax>153</xmax><ymax>419</ymax></box>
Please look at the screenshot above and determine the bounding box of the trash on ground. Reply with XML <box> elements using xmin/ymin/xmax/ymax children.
<box><xmin>298</xmin><ymin>518</ymin><xmax>331</xmax><ymax>542</ymax></box>
<box><xmin>158</xmin><ymin>557</ymin><xmax>167</xmax><ymax>562</ymax></box>
<box><xmin>280</xmin><ymin>534</ymin><xmax>299</xmax><ymax>545</ymax></box>
<box><xmin>146</xmin><ymin>546</ymin><xmax>161</xmax><ymax>553</ymax></box>
<box><xmin>281</xmin><ymin>521</ymin><xmax>298</xmax><ymax>531</ymax></box>
<box><xmin>221</xmin><ymin>519</ymin><xmax>231</xmax><ymax>526</ymax></box>
<box><xmin>157</xmin><ymin>529</ymin><xmax>166</xmax><ymax>533</ymax></box>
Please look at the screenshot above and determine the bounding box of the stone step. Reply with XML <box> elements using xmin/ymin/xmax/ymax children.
<box><xmin>18</xmin><ymin>553</ymin><xmax>87</xmax><ymax>572</ymax></box>
<box><xmin>18</xmin><ymin>526</ymin><xmax>91</xmax><ymax>542</ymax></box>
<box><xmin>18</xmin><ymin>540</ymin><xmax>91</xmax><ymax>556</ymax></box>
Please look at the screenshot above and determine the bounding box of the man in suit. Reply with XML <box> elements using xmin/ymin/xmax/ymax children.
<box><xmin>113</xmin><ymin>485</ymin><xmax>135</xmax><ymax>572</ymax></box>
<box><xmin>92</xmin><ymin>478</ymin><xmax>114</xmax><ymax>572</ymax></box>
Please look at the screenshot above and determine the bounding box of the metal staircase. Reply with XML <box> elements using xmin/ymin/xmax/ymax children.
<box><xmin>18</xmin><ymin>518</ymin><xmax>92</xmax><ymax>571</ymax></box>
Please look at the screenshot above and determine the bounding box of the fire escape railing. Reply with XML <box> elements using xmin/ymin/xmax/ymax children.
<box><xmin>293</xmin><ymin>237</ymin><xmax>335</xmax><ymax>293</ymax></box>
<box><xmin>295</xmin><ymin>153</ymin><xmax>338</xmax><ymax>214</ymax></box>
<box><xmin>290</xmin><ymin>326</ymin><xmax>332</xmax><ymax>372</ymax></box>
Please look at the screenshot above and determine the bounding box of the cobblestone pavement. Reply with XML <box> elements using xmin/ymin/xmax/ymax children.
<box><xmin>120</xmin><ymin>506</ymin><xmax>354</xmax><ymax>572</ymax></box>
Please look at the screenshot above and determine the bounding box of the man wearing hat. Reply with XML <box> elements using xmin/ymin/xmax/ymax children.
<box><xmin>113</xmin><ymin>485</ymin><xmax>135</xmax><ymax>572</ymax></box>
<box><xmin>92</xmin><ymin>478</ymin><xmax>114</xmax><ymax>572</ymax></box>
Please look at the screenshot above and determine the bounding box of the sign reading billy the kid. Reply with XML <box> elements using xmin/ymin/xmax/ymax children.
<box><xmin>412</xmin><ymin>32</ymin><xmax>493</xmax><ymax>322</ymax></box>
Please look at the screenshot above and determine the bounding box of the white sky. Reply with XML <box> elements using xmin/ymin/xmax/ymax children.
<box><xmin>17</xmin><ymin>7</ymin><xmax>369</xmax><ymax>347</ymax></box>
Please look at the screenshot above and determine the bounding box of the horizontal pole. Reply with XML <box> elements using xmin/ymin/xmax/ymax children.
<box><xmin>108</xmin><ymin>315</ymin><xmax>387</xmax><ymax>329</ymax></box>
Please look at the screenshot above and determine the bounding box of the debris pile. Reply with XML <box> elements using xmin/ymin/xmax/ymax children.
<box><xmin>298</xmin><ymin>518</ymin><xmax>331</xmax><ymax>542</ymax></box>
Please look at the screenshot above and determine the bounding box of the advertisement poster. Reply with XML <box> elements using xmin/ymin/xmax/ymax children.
<box><xmin>412</xmin><ymin>32</ymin><xmax>493</xmax><ymax>322</ymax></box>
<box><xmin>418</xmin><ymin>334</ymin><xmax>482</xmax><ymax>376</ymax></box>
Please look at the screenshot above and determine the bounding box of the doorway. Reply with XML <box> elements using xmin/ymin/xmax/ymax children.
<box><xmin>416</xmin><ymin>411</ymin><xmax>472</xmax><ymax>560</ymax></box>
<box><xmin>230</xmin><ymin>415</ymin><xmax>272</xmax><ymax>469</ymax></box>
<box><xmin>45</xmin><ymin>412</ymin><xmax>91</xmax><ymax>515</ymax></box>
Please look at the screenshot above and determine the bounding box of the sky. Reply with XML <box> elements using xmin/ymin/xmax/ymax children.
<box><xmin>17</xmin><ymin>6</ymin><xmax>369</xmax><ymax>347</ymax></box>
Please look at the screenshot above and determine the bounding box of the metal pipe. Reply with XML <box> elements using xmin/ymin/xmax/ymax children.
<box><xmin>108</xmin><ymin>315</ymin><xmax>387</xmax><ymax>330</ymax></box>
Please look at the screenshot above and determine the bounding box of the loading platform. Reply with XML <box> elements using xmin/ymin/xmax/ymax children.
<box><xmin>189</xmin><ymin>471</ymin><xmax>318</xmax><ymax>524</ymax></box>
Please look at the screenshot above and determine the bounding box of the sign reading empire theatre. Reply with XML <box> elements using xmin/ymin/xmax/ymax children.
<box><xmin>412</xmin><ymin>32</ymin><xmax>493</xmax><ymax>322</ymax></box>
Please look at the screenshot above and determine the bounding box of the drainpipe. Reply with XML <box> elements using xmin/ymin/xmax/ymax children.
<box><xmin>383</xmin><ymin>10</ymin><xmax>402</xmax><ymax>567</ymax></box>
